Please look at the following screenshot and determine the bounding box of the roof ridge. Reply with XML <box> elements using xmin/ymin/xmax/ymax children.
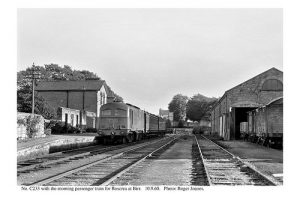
<box><xmin>36</xmin><ymin>79</ymin><xmax>106</xmax><ymax>91</ymax></box>
<box><xmin>37</xmin><ymin>79</ymin><xmax>104</xmax><ymax>82</ymax></box>
<box><xmin>225</xmin><ymin>67</ymin><xmax>283</xmax><ymax>94</ymax></box>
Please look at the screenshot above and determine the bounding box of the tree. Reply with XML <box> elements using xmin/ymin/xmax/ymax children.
<box><xmin>178</xmin><ymin>120</ymin><xmax>185</xmax><ymax>128</ymax></box>
<box><xmin>17</xmin><ymin>63</ymin><xmax>124</xmax><ymax>117</ymax></box>
<box><xmin>168</xmin><ymin>94</ymin><xmax>188</xmax><ymax>121</ymax></box>
<box><xmin>186</xmin><ymin>94</ymin><xmax>218</xmax><ymax>122</ymax></box>
<box><xmin>17</xmin><ymin>76</ymin><xmax>57</xmax><ymax>119</ymax></box>
<box><xmin>106</xmin><ymin>85</ymin><xmax>123</xmax><ymax>102</ymax></box>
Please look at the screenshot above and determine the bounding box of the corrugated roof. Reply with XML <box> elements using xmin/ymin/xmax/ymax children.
<box><xmin>35</xmin><ymin>80</ymin><xmax>106</xmax><ymax>91</ymax></box>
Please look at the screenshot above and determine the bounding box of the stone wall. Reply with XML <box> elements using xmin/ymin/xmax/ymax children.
<box><xmin>17</xmin><ymin>136</ymin><xmax>97</xmax><ymax>161</ymax></box>
<box><xmin>17</xmin><ymin>112</ymin><xmax>45</xmax><ymax>140</ymax></box>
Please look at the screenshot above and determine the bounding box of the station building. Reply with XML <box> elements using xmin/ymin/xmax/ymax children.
<box><xmin>210</xmin><ymin>67</ymin><xmax>283</xmax><ymax>140</ymax></box>
<box><xmin>159</xmin><ymin>109</ymin><xmax>174</xmax><ymax>121</ymax></box>
<box><xmin>36</xmin><ymin>80</ymin><xmax>115</xmax><ymax>129</ymax></box>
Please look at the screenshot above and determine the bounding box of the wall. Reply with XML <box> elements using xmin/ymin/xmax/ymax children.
<box><xmin>38</xmin><ymin>90</ymin><xmax>99</xmax><ymax>119</ymax></box>
<box><xmin>68</xmin><ymin>91</ymin><xmax>83</xmax><ymax>110</ymax></box>
<box><xmin>58</xmin><ymin>107</ymin><xmax>81</xmax><ymax>127</ymax></box>
<box><xmin>37</xmin><ymin>91</ymin><xmax>67</xmax><ymax>109</ymax></box>
<box><xmin>17</xmin><ymin>112</ymin><xmax>45</xmax><ymax>140</ymax></box>
<box><xmin>84</xmin><ymin>91</ymin><xmax>97</xmax><ymax>113</ymax></box>
<box><xmin>17</xmin><ymin>135</ymin><xmax>97</xmax><ymax>161</ymax></box>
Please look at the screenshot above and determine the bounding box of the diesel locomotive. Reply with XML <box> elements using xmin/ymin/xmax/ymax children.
<box><xmin>98</xmin><ymin>102</ymin><xmax>167</xmax><ymax>143</ymax></box>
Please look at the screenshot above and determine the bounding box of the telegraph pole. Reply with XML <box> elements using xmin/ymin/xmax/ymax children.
<box><xmin>32</xmin><ymin>66</ymin><xmax>35</xmax><ymax>114</ymax></box>
<box><xmin>26</xmin><ymin>63</ymin><xmax>41</xmax><ymax>114</ymax></box>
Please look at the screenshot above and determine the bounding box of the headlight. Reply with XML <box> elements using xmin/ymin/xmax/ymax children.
<box><xmin>111</xmin><ymin>132</ymin><xmax>115</xmax><ymax>135</ymax></box>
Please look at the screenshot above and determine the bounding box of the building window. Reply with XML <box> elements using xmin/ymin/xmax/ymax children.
<box><xmin>115</xmin><ymin>109</ymin><xmax>126</xmax><ymax>116</ymax></box>
<box><xmin>261</xmin><ymin>79</ymin><xmax>283</xmax><ymax>91</ymax></box>
<box><xmin>102</xmin><ymin>109</ymin><xmax>112</xmax><ymax>116</ymax></box>
<box><xmin>100</xmin><ymin>92</ymin><xmax>103</xmax><ymax>105</ymax></box>
<box><xmin>65</xmin><ymin>113</ymin><xmax>68</xmax><ymax>125</ymax></box>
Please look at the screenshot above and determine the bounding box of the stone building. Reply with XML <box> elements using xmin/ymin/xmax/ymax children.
<box><xmin>36</xmin><ymin>80</ymin><xmax>115</xmax><ymax>129</ymax></box>
<box><xmin>159</xmin><ymin>109</ymin><xmax>174</xmax><ymax>121</ymax></box>
<box><xmin>159</xmin><ymin>109</ymin><xmax>174</xmax><ymax>126</ymax></box>
<box><xmin>210</xmin><ymin>67</ymin><xmax>283</xmax><ymax>140</ymax></box>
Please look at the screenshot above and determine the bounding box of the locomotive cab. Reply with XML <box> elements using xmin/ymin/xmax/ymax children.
<box><xmin>98</xmin><ymin>102</ymin><xmax>129</xmax><ymax>142</ymax></box>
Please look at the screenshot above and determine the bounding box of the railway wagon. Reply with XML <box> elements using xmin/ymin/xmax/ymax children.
<box><xmin>147</xmin><ymin>114</ymin><xmax>167</xmax><ymax>136</ymax></box>
<box><xmin>98</xmin><ymin>102</ymin><xmax>167</xmax><ymax>143</ymax></box>
<box><xmin>240</xmin><ymin>122</ymin><xmax>248</xmax><ymax>139</ymax></box>
<box><xmin>246</xmin><ymin>97</ymin><xmax>283</xmax><ymax>148</ymax></box>
<box><xmin>148</xmin><ymin>113</ymin><xmax>159</xmax><ymax>132</ymax></box>
<box><xmin>159</xmin><ymin>117</ymin><xmax>166</xmax><ymax>131</ymax></box>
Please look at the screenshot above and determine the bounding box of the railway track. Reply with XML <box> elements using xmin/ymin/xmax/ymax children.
<box><xmin>26</xmin><ymin>136</ymin><xmax>178</xmax><ymax>186</ymax></box>
<box><xmin>107</xmin><ymin>134</ymin><xmax>210</xmax><ymax>186</ymax></box>
<box><xmin>19</xmin><ymin>134</ymin><xmax>279</xmax><ymax>186</ymax></box>
<box><xmin>196</xmin><ymin>135</ymin><xmax>278</xmax><ymax>186</ymax></box>
<box><xmin>17</xmin><ymin>137</ymin><xmax>161</xmax><ymax>176</ymax></box>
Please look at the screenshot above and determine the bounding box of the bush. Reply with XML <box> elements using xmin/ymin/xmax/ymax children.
<box><xmin>17</xmin><ymin>115</ymin><xmax>41</xmax><ymax>138</ymax></box>
<box><xmin>51</xmin><ymin>122</ymin><xmax>81</xmax><ymax>134</ymax></box>
<box><xmin>85</xmin><ymin>127</ymin><xmax>97</xmax><ymax>133</ymax></box>
<box><xmin>178</xmin><ymin>120</ymin><xmax>185</xmax><ymax>128</ymax></box>
<box><xmin>192</xmin><ymin>126</ymin><xmax>203</xmax><ymax>134</ymax></box>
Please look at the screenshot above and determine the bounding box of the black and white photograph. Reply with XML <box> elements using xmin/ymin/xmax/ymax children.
<box><xmin>15</xmin><ymin>7</ymin><xmax>284</xmax><ymax>188</ymax></box>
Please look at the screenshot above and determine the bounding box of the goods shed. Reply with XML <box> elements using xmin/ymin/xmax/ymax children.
<box><xmin>211</xmin><ymin>67</ymin><xmax>283</xmax><ymax>140</ymax></box>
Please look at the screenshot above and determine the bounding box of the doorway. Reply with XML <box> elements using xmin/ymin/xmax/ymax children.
<box><xmin>234</xmin><ymin>107</ymin><xmax>256</xmax><ymax>139</ymax></box>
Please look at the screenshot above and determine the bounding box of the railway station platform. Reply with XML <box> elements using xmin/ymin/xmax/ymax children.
<box><xmin>17</xmin><ymin>133</ymin><xmax>99</xmax><ymax>161</ymax></box>
<box><xmin>213</xmin><ymin>139</ymin><xmax>283</xmax><ymax>184</ymax></box>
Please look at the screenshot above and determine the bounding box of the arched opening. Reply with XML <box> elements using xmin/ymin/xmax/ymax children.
<box><xmin>261</xmin><ymin>79</ymin><xmax>283</xmax><ymax>91</ymax></box>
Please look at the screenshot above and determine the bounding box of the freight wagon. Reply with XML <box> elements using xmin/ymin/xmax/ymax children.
<box><xmin>245</xmin><ymin>97</ymin><xmax>283</xmax><ymax>148</ymax></box>
<box><xmin>98</xmin><ymin>102</ymin><xmax>167</xmax><ymax>144</ymax></box>
<box><xmin>239</xmin><ymin>122</ymin><xmax>248</xmax><ymax>139</ymax></box>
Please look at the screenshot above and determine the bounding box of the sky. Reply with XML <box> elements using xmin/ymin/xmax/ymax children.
<box><xmin>17</xmin><ymin>8</ymin><xmax>283</xmax><ymax>115</ymax></box>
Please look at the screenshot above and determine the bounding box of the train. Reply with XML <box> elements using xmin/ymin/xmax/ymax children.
<box><xmin>97</xmin><ymin>102</ymin><xmax>168</xmax><ymax>144</ymax></box>
<box><xmin>240</xmin><ymin>97</ymin><xmax>283</xmax><ymax>148</ymax></box>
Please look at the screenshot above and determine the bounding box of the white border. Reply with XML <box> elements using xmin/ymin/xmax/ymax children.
<box><xmin>1</xmin><ymin>0</ymin><xmax>299</xmax><ymax>200</ymax></box>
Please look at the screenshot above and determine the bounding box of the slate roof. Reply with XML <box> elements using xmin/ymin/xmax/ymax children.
<box><xmin>211</xmin><ymin>67</ymin><xmax>283</xmax><ymax>110</ymax></box>
<box><xmin>224</xmin><ymin>67</ymin><xmax>283</xmax><ymax>94</ymax></box>
<box><xmin>35</xmin><ymin>80</ymin><xmax>106</xmax><ymax>91</ymax></box>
